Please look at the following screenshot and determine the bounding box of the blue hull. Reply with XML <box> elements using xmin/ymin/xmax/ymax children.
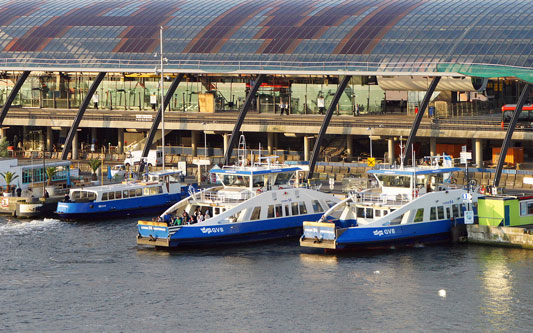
<box><xmin>334</xmin><ymin>219</ymin><xmax>464</xmax><ymax>250</ymax></box>
<box><xmin>139</xmin><ymin>213</ymin><xmax>323</xmax><ymax>248</ymax></box>
<box><xmin>57</xmin><ymin>193</ymin><xmax>183</xmax><ymax>220</ymax></box>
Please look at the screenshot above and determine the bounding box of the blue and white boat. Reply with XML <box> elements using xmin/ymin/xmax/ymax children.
<box><xmin>137</xmin><ymin>158</ymin><xmax>340</xmax><ymax>248</ymax></box>
<box><xmin>300</xmin><ymin>158</ymin><xmax>481</xmax><ymax>251</ymax></box>
<box><xmin>56</xmin><ymin>170</ymin><xmax>189</xmax><ymax>219</ymax></box>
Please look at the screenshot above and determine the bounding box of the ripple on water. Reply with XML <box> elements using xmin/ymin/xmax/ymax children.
<box><xmin>0</xmin><ymin>218</ymin><xmax>62</xmax><ymax>236</ymax></box>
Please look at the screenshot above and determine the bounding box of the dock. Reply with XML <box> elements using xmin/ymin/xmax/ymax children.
<box><xmin>467</xmin><ymin>224</ymin><xmax>533</xmax><ymax>249</ymax></box>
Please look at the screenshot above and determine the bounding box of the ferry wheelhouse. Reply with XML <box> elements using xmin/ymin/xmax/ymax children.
<box><xmin>300</xmin><ymin>159</ymin><xmax>481</xmax><ymax>250</ymax></box>
<box><xmin>56</xmin><ymin>171</ymin><xmax>188</xmax><ymax>219</ymax></box>
<box><xmin>137</xmin><ymin>158</ymin><xmax>340</xmax><ymax>248</ymax></box>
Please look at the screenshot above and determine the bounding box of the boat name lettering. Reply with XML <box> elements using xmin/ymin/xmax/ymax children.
<box><xmin>200</xmin><ymin>227</ymin><xmax>225</xmax><ymax>234</ymax></box>
<box><xmin>98</xmin><ymin>205</ymin><xmax>106</xmax><ymax>208</ymax></box>
<box><xmin>373</xmin><ymin>229</ymin><xmax>395</xmax><ymax>236</ymax></box>
<box><xmin>443</xmin><ymin>200</ymin><xmax>453</xmax><ymax>205</ymax></box>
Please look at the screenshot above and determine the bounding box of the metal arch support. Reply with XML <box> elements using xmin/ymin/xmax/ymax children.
<box><xmin>0</xmin><ymin>71</ymin><xmax>30</xmax><ymax>127</ymax></box>
<box><xmin>493</xmin><ymin>83</ymin><xmax>530</xmax><ymax>187</ymax></box>
<box><xmin>308</xmin><ymin>75</ymin><xmax>352</xmax><ymax>179</ymax></box>
<box><xmin>402</xmin><ymin>76</ymin><xmax>441</xmax><ymax>166</ymax></box>
<box><xmin>224</xmin><ymin>74</ymin><xmax>265</xmax><ymax>165</ymax></box>
<box><xmin>139</xmin><ymin>73</ymin><xmax>184</xmax><ymax>173</ymax></box>
<box><xmin>61</xmin><ymin>72</ymin><xmax>106</xmax><ymax>160</ymax></box>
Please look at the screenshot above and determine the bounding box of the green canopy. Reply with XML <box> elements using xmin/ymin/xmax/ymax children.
<box><xmin>437</xmin><ymin>63</ymin><xmax>533</xmax><ymax>83</ymax></box>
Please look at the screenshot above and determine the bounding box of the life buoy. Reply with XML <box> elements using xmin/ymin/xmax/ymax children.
<box><xmin>450</xmin><ymin>177</ymin><xmax>457</xmax><ymax>184</ymax></box>
<box><xmin>480</xmin><ymin>185</ymin><xmax>486</xmax><ymax>194</ymax></box>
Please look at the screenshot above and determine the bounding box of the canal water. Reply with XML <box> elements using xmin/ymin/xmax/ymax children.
<box><xmin>1</xmin><ymin>217</ymin><xmax>532</xmax><ymax>332</ymax></box>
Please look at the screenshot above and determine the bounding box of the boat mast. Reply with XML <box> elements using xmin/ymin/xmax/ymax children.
<box><xmin>160</xmin><ymin>26</ymin><xmax>165</xmax><ymax>170</ymax></box>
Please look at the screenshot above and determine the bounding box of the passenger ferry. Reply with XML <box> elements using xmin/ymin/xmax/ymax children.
<box><xmin>137</xmin><ymin>157</ymin><xmax>340</xmax><ymax>248</ymax></box>
<box><xmin>300</xmin><ymin>157</ymin><xmax>481</xmax><ymax>251</ymax></box>
<box><xmin>56</xmin><ymin>170</ymin><xmax>189</xmax><ymax>219</ymax></box>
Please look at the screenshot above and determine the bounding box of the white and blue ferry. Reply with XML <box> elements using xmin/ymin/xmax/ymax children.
<box><xmin>137</xmin><ymin>158</ymin><xmax>340</xmax><ymax>248</ymax></box>
<box><xmin>56</xmin><ymin>170</ymin><xmax>189</xmax><ymax>219</ymax></box>
<box><xmin>300</xmin><ymin>159</ymin><xmax>481</xmax><ymax>251</ymax></box>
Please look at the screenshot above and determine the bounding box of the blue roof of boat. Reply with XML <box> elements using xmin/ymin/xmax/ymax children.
<box><xmin>211</xmin><ymin>166</ymin><xmax>301</xmax><ymax>176</ymax></box>
<box><xmin>369</xmin><ymin>167</ymin><xmax>461</xmax><ymax>176</ymax></box>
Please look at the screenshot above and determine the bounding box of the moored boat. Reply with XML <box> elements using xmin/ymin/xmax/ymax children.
<box><xmin>56</xmin><ymin>170</ymin><xmax>189</xmax><ymax>219</ymax></box>
<box><xmin>137</xmin><ymin>158</ymin><xmax>341</xmax><ymax>248</ymax></box>
<box><xmin>300</xmin><ymin>158</ymin><xmax>481</xmax><ymax>251</ymax></box>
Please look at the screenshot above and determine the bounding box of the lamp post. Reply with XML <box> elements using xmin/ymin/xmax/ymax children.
<box><xmin>367</xmin><ymin>127</ymin><xmax>373</xmax><ymax>158</ymax></box>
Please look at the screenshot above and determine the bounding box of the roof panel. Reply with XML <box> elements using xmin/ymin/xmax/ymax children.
<box><xmin>0</xmin><ymin>0</ymin><xmax>529</xmax><ymax>74</ymax></box>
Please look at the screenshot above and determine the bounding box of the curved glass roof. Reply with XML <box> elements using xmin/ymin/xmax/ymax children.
<box><xmin>0</xmin><ymin>0</ymin><xmax>531</xmax><ymax>75</ymax></box>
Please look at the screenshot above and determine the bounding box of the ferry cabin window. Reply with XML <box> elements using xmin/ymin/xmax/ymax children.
<box><xmin>252</xmin><ymin>175</ymin><xmax>264</xmax><ymax>188</ymax></box>
<box><xmin>136</xmin><ymin>188</ymin><xmax>142</xmax><ymax>197</ymax></box>
<box><xmin>375</xmin><ymin>210</ymin><xmax>382</xmax><ymax>218</ymax></box>
<box><xmin>274</xmin><ymin>172</ymin><xmax>293</xmax><ymax>186</ymax></box>
<box><xmin>437</xmin><ymin>206</ymin><xmax>445</xmax><ymax>220</ymax></box>
<box><xmin>430</xmin><ymin>207</ymin><xmax>437</xmax><ymax>220</ymax></box>
<box><xmin>222</xmin><ymin>175</ymin><xmax>250</xmax><ymax>187</ymax></box>
<box><xmin>285</xmin><ymin>205</ymin><xmax>290</xmax><ymax>217</ymax></box>
<box><xmin>115</xmin><ymin>191</ymin><xmax>122</xmax><ymax>199</ymax></box>
<box><xmin>123</xmin><ymin>190</ymin><xmax>129</xmax><ymax>198</ymax></box>
<box><xmin>452</xmin><ymin>204</ymin><xmax>460</xmax><ymax>218</ymax></box>
<box><xmin>312</xmin><ymin>200</ymin><xmax>324</xmax><ymax>213</ymax></box>
<box><xmin>520</xmin><ymin>200</ymin><xmax>533</xmax><ymax>216</ymax></box>
<box><xmin>102</xmin><ymin>192</ymin><xmax>108</xmax><ymax>201</ymax></box>
<box><xmin>291</xmin><ymin>202</ymin><xmax>299</xmax><ymax>215</ymax></box>
<box><xmin>459</xmin><ymin>204</ymin><xmax>465</xmax><ymax>217</ymax></box>
<box><xmin>378</xmin><ymin>175</ymin><xmax>411</xmax><ymax>188</ymax></box>
<box><xmin>357</xmin><ymin>207</ymin><xmax>365</xmax><ymax>218</ymax></box>
<box><xmin>390</xmin><ymin>214</ymin><xmax>403</xmax><ymax>225</ymax></box>
<box><xmin>299</xmin><ymin>202</ymin><xmax>308</xmax><ymax>214</ymax></box>
<box><xmin>365</xmin><ymin>208</ymin><xmax>373</xmax><ymax>219</ymax></box>
<box><xmin>275</xmin><ymin>204</ymin><xmax>283</xmax><ymax>217</ymax></box>
<box><xmin>414</xmin><ymin>208</ymin><xmax>424</xmax><ymax>222</ymax></box>
<box><xmin>143</xmin><ymin>188</ymin><xmax>150</xmax><ymax>196</ymax></box>
<box><xmin>108</xmin><ymin>191</ymin><xmax>115</xmax><ymax>200</ymax></box>
<box><xmin>250</xmin><ymin>207</ymin><xmax>261</xmax><ymax>220</ymax></box>
<box><xmin>129</xmin><ymin>189</ymin><xmax>136</xmax><ymax>197</ymax></box>
<box><xmin>158</xmin><ymin>186</ymin><xmax>163</xmax><ymax>194</ymax></box>
<box><xmin>326</xmin><ymin>200</ymin><xmax>336</xmax><ymax>208</ymax></box>
<box><xmin>268</xmin><ymin>205</ymin><xmax>275</xmax><ymax>218</ymax></box>
<box><xmin>446</xmin><ymin>207</ymin><xmax>451</xmax><ymax>219</ymax></box>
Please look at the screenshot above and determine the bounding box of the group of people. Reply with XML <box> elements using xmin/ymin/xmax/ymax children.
<box><xmin>159</xmin><ymin>207</ymin><xmax>211</xmax><ymax>226</ymax></box>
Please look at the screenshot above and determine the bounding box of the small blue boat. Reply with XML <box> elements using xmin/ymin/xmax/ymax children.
<box><xmin>137</xmin><ymin>158</ymin><xmax>340</xmax><ymax>248</ymax></box>
<box><xmin>300</xmin><ymin>159</ymin><xmax>481</xmax><ymax>251</ymax></box>
<box><xmin>56</xmin><ymin>171</ymin><xmax>189</xmax><ymax>219</ymax></box>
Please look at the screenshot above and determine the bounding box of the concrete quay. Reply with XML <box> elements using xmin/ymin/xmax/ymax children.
<box><xmin>467</xmin><ymin>224</ymin><xmax>533</xmax><ymax>249</ymax></box>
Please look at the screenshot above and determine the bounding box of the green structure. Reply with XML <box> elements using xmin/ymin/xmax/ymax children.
<box><xmin>478</xmin><ymin>195</ymin><xmax>533</xmax><ymax>227</ymax></box>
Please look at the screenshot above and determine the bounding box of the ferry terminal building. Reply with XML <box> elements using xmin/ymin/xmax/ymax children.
<box><xmin>0</xmin><ymin>0</ymin><xmax>531</xmax><ymax>175</ymax></box>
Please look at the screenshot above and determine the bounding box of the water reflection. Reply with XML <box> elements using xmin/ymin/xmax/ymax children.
<box><xmin>298</xmin><ymin>253</ymin><xmax>338</xmax><ymax>267</ymax></box>
<box><xmin>480</xmin><ymin>249</ymin><xmax>515</xmax><ymax>328</ymax></box>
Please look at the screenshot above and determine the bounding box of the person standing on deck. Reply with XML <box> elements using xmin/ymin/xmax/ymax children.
<box><xmin>92</xmin><ymin>91</ymin><xmax>99</xmax><ymax>110</ymax></box>
<box><xmin>317</xmin><ymin>94</ymin><xmax>325</xmax><ymax>115</ymax></box>
<box><xmin>150</xmin><ymin>92</ymin><xmax>157</xmax><ymax>111</ymax></box>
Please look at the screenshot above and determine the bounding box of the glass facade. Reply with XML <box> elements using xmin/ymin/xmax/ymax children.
<box><xmin>0</xmin><ymin>0</ymin><xmax>529</xmax><ymax>74</ymax></box>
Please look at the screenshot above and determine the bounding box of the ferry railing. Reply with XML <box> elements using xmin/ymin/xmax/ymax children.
<box><xmin>351</xmin><ymin>192</ymin><xmax>411</xmax><ymax>206</ymax></box>
<box><xmin>194</xmin><ymin>189</ymin><xmax>255</xmax><ymax>204</ymax></box>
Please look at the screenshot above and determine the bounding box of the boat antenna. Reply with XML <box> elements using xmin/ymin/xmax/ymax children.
<box><xmin>258</xmin><ymin>142</ymin><xmax>262</xmax><ymax>166</ymax></box>
<box><xmin>238</xmin><ymin>134</ymin><xmax>246</xmax><ymax>167</ymax></box>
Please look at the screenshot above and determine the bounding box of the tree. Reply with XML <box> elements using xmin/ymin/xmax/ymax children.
<box><xmin>0</xmin><ymin>171</ymin><xmax>18</xmax><ymax>192</ymax></box>
<box><xmin>45</xmin><ymin>167</ymin><xmax>57</xmax><ymax>186</ymax></box>
<box><xmin>0</xmin><ymin>137</ymin><xmax>9</xmax><ymax>157</ymax></box>
<box><xmin>88</xmin><ymin>159</ymin><xmax>102</xmax><ymax>181</ymax></box>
